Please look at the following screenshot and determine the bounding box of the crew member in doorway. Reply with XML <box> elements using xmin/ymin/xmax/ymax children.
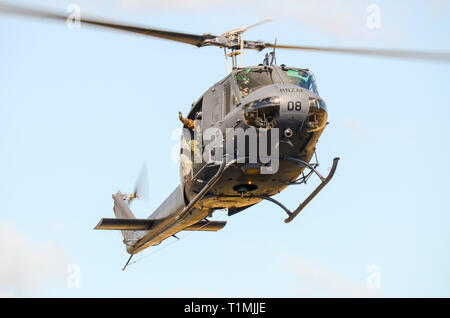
<box><xmin>178</xmin><ymin>111</ymin><xmax>195</xmax><ymax>129</ymax></box>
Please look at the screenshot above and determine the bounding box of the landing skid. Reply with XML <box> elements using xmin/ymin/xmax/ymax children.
<box><xmin>259</xmin><ymin>157</ymin><xmax>340</xmax><ymax>223</ymax></box>
<box><xmin>204</xmin><ymin>157</ymin><xmax>340</xmax><ymax>223</ymax></box>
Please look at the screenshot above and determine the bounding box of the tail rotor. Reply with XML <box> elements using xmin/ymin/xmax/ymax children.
<box><xmin>127</xmin><ymin>163</ymin><xmax>149</xmax><ymax>205</ymax></box>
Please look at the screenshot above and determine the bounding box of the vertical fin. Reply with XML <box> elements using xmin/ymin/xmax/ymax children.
<box><xmin>112</xmin><ymin>191</ymin><xmax>136</xmax><ymax>243</ymax></box>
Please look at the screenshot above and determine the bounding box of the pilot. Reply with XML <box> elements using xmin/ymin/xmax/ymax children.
<box><xmin>237</xmin><ymin>76</ymin><xmax>250</xmax><ymax>97</ymax></box>
<box><xmin>242</xmin><ymin>86</ymin><xmax>249</xmax><ymax>97</ymax></box>
<box><xmin>297</xmin><ymin>70</ymin><xmax>311</xmax><ymax>89</ymax></box>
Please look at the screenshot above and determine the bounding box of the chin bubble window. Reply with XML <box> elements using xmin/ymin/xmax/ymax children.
<box><xmin>242</xmin><ymin>96</ymin><xmax>280</xmax><ymax>129</ymax></box>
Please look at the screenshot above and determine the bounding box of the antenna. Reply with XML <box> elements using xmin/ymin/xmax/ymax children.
<box><xmin>271</xmin><ymin>38</ymin><xmax>277</xmax><ymax>65</ymax></box>
<box><xmin>263</xmin><ymin>38</ymin><xmax>277</xmax><ymax>66</ymax></box>
<box><xmin>122</xmin><ymin>254</ymin><xmax>134</xmax><ymax>271</ymax></box>
<box><xmin>240</xmin><ymin>34</ymin><xmax>244</xmax><ymax>67</ymax></box>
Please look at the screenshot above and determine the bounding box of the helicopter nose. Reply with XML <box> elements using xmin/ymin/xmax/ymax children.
<box><xmin>277</xmin><ymin>87</ymin><xmax>310</xmax><ymax>132</ymax></box>
<box><xmin>277</xmin><ymin>86</ymin><xmax>328</xmax><ymax>136</ymax></box>
<box><xmin>241</xmin><ymin>85</ymin><xmax>327</xmax><ymax>133</ymax></box>
<box><xmin>240</xmin><ymin>93</ymin><xmax>308</xmax><ymax>130</ymax></box>
<box><xmin>242</xmin><ymin>96</ymin><xmax>281</xmax><ymax>129</ymax></box>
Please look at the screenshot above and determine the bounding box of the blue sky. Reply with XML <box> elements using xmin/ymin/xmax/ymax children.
<box><xmin>0</xmin><ymin>0</ymin><xmax>449</xmax><ymax>297</ymax></box>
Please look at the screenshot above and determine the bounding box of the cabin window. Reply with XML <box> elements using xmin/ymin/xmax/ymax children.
<box><xmin>281</xmin><ymin>68</ymin><xmax>318</xmax><ymax>93</ymax></box>
<box><xmin>235</xmin><ymin>68</ymin><xmax>280</xmax><ymax>98</ymax></box>
<box><xmin>188</xmin><ymin>98</ymin><xmax>203</xmax><ymax>120</ymax></box>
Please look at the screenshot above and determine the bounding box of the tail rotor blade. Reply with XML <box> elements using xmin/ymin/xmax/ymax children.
<box><xmin>133</xmin><ymin>163</ymin><xmax>149</xmax><ymax>202</ymax></box>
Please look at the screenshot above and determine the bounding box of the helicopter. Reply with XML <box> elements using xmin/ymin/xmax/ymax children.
<box><xmin>1</xmin><ymin>3</ymin><xmax>449</xmax><ymax>270</ymax></box>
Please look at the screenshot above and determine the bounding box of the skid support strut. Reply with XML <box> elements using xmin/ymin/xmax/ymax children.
<box><xmin>256</xmin><ymin>157</ymin><xmax>339</xmax><ymax>223</ymax></box>
<box><xmin>284</xmin><ymin>157</ymin><xmax>339</xmax><ymax>223</ymax></box>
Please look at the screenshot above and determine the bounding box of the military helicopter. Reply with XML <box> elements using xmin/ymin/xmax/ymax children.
<box><xmin>2</xmin><ymin>3</ymin><xmax>449</xmax><ymax>270</ymax></box>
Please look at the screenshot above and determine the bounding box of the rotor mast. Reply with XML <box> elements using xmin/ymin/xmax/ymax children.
<box><xmin>220</xmin><ymin>18</ymin><xmax>273</xmax><ymax>72</ymax></box>
<box><xmin>225</xmin><ymin>48</ymin><xmax>241</xmax><ymax>71</ymax></box>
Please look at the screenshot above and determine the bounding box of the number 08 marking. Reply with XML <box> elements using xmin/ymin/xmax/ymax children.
<box><xmin>287</xmin><ymin>101</ymin><xmax>302</xmax><ymax>111</ymax></box>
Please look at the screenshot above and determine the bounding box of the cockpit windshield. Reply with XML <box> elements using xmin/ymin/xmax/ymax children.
<box><xmin>235</xmin><ymin>68</ymin><xmax>280</xmax><ymax>98</ymax></box>
<box><xmin>281</xmin><ymin>68</ymin><xmax>318</xmax><ymax>93</ymax></box>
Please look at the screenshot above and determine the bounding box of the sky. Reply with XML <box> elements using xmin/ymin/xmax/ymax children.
<box><xmin>0</xmin><ymin>0</ymin><xmax>449</xmax><ymax>297</ymax></box>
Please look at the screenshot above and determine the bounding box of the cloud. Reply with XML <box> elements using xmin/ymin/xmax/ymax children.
<box><xmin>165</xmin><ymin>288</ymin><xmax>216</xmax><ymax>298</ymax></box>
<box><xmin>117</xmin><ymin>0</ymin><xmax>225</xmax><ymax>11</ymax></box>
<box><xmin>0</xmin><ymin>221</ymin><xmax>70</xmax><ymax>297</ymax></box>
<box><xmin>339</xmin><ymin>117</ymin><xmax>421</xmax><ymax>142</ymax></box>
<box><xmin>73</xmin><ymin>1</ymin><xmax>450</xmax><ymax>45</ymax></box>
<box><xmin>424</xmin><ymin>1</ymin><xmax>450</xmax><ymax>24</ymax></box>
<box><xmin>284</xmin><ymin>256</ymin><xmax>383</xmax><ymax>297</ymax></box>
<box><xmin>115</xmin><ymin>0</ymin><xmax>386</xmax><ymax>41</ymax></box>
<box><xmin>254</xmin><ymin>0</ymin><xmax>379</xmax><ymax>40</ymax></box>
<box><xmin>0</xmin><ymin>290</ymin><xmax>15</xmax><ymax>298</ymax></box>
<box><xmin>340</xmin><ymin>117</ymin><xmax>375</xmax><ymax>140</ymax></box>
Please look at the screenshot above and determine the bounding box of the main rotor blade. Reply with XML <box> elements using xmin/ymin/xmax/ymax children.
<box><xmin>264</xmin><ymin>43</ymin><xmax>450</xmax><ymax>63</ymax></box>
<box><xmin>244</xmin><ymin>18</ymin><xmax>274</xmax><ymax>31</ymax></box>
<box><xmin>0</xmin><ymin>3</ymin><xmax>214</xmax><ymax>47</ymax></box>
<box><xmin>3</xmin><ymin>3</ymin><xmax>448</xmax><ymax>63</ymax></box>
<box><xmin>224</xmin><ymin>18</ymin><xmax>273</xmax><ymax>36</ymax></box>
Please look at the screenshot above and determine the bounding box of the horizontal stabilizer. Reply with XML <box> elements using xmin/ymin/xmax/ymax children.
<box><xmin>95</xmin><ymin>218</ymin><xmax>154</xmax><ymax>230</ymax></box>
<box><xmin>184</xmin><ymin>220</ymin><xmax>226</xmax><ymax>231</ymax></box>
